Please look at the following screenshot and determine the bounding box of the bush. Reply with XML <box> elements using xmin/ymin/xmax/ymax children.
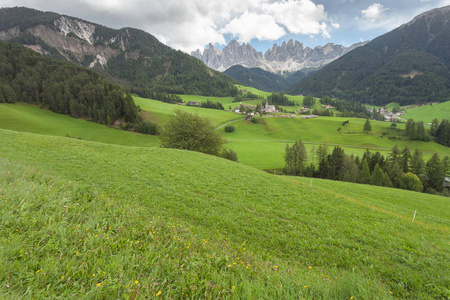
<box><xmin>160</xmin><ymin>109</ymin><xmax>226</xmax><ymax>156</ymax></box>
<box><xmin>399</xmin><ymin>172</ymin><xmax>423</xmax><ymax>192</ymax></box>
<box><xmin>224</xmin><ymin>125</ymin><xmax>235</xmax><ymax>133</ymax></box>
<box><xmin>135</xmin><ymin>120</ymin><xmax>159</xmax><ymax>135</ymax></box>
<box><xmin>251</xmin><ymin>117</ymin><xmax>258</xmax><ymax>123</ymax></box>
<box><xmin>221</xmin><ymin>148</ymin><xmax>238</xmax><ymax>162</ymax></box>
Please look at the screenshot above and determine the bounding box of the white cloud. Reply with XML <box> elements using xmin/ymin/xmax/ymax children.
<box><xmin>221</xmin><ymin>13</ymin><xmax>286</xmax><ymax>43</ymax></box>
<box><xmin>361</xmin><ymin>3</ymin><xmax>388</xmax><ymax>22</ymax></box>
<box><xmin>264</xmin><ymin>0</ymin><xmax>334</xmax><ymax>38</ymax></box>
<box><xmin>0</xmin><ymin>0</ymin><xmax>338</xmax><ymax>52</ymax></box>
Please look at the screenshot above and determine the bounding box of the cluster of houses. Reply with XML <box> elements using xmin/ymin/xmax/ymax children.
<box><xmin>233</xmin><ymin>99</ymin><xmax>277</xmax><ymax>115</ymax></box>
<box><xmin>368</xmin><ymin>107</ymin><xmax>405</xmax><ymax>122</ymax></box>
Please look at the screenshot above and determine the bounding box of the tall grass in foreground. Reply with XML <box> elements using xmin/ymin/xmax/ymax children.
<box><xmin>0</xmin><ymin>160</ymin><xmax>390</xmax><ymax>299</ymax></box>
<box><xmin>0</xmin><ymin>129</ymin><xmax>449</xmax><ymax>299</ymax></box>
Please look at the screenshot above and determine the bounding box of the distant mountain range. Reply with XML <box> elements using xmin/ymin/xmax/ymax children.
<box><xmin>192</xmin><ymin>39</ymin><xmax>368</xmax><ymax>73</ymax></box>
<box><xmin>0</xmin><ymin>7</ymin><xmax>237</xmax><ymax>97</ymax></box>
<box><xmin>289</xmin><ymin>5</ymin><xmax>450</xmax><ymax>106</ymax></box>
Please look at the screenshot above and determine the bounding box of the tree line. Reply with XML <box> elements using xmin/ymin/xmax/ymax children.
<box><xmin>284</xmin><ymin>141</ymin><xmax>449</xmax><ymax>195</ymax></box>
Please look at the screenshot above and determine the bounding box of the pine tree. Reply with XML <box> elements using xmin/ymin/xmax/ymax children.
<box><xmin>426</xmin><ymin>154</ymin><xmax>444</xmax><ymax>192</ymax></box>
<box><xmin>400</xmin><ymin>146</ymin><xmax>411</xmax><ymax>173</ymax></box>
<box><xmin>430</xmin><ymin>118</ymin><xmax>439</xmax><ymax>137</ymax></box>
<box><xmin>410</xmin><ymin>148</ymin><xmax>426</xmax><ymax>179</ymax></box>
<box><xmin>284</xmin><ymin>139</ymin><xmax>308</xmax><ymax>176</ymax></box>
<box><xmin>363</xmin><ymin>119</ymin><xmax>372</xmax><ymax>133</ymax></box>
<box><xmin>360</xmin><ymin>158</ymin><xmax>371</xmax><ymax>184</ymax></box>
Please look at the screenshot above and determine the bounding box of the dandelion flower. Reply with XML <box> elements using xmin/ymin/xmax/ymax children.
<box><xmin>97</xmin><ymin>283</ymin><xmax>101</xmax><ymax>287</ymax></box>
<box><xmin>135</xmin><ymin>280</ymin><xmax>139</xmax><ymax>284</ymax></box>
<box><xmin>156</xmin><ymin>291</ymin><xmax>162</xmax><ymax>296</ymax></box>
<box><xmin>36</xmin><ymin>270</ymin><xmax>40</xmax><ymax>273</ymax></box>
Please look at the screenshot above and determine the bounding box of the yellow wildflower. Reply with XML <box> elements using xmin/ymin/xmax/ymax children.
<box><xmin>156</xmin><ymin>291</ymin><xmax>162</xmax><ymax>296</ymax></box>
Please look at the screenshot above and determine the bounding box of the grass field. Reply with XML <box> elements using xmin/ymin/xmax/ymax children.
<box><xmin>134</xmin><ymin>96</ymin><xmax>243</xmax><ymax>127</ymax></box>
<box><xmin>0</xmin><ymin>103</ymin><xmax>159</xmax><ymax>147</ymax></box>
<box><xmin>1</xmin><ymin>128</ymin><xmax>449</xmax><ymax>299</ymax></box>
<box><xmin>403</xmin><ymin>101</ymin><xmax>450</xmax><ymax>123</ymax></box>
<box><xmin>2</xmin><ymin>100</ymin><xmax>450</xmax><ymax>171</ymax></box>
<box><xmin>225</xmin><ymin>116</ymin><xmax>450</xmax><ymax>169</ymax></box>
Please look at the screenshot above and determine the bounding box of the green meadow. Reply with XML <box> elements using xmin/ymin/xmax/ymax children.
<box><xmin>0</xmin><ymin>103</ymin><xmax>159</xmax><ymax>147</ymax></box>
<box><xmin>1</xmin><ymin>129</ymin><xmax>449</xmax><ymax>299</ymax></box>
<box><xmin>403</xmin><ymin>101</ymin><xmax>450</xmax><ymax>123</ymax></box>
<box><xmin>2</xmin><ymin>96</ymin><xmax>450</xmax><ymax>171</ymax></box>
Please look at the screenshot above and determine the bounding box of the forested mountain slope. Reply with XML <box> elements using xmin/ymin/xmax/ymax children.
<box><xmin>0</xmin><ymin>40</ymin><xmax>139</xmax><ymax>124</ymax></box>
<box><xmin>0</xmin><ymin>7</ymin><xmax>237</xmax><ymax>97</ymax></box>
<box><xmin>289</xmin><ymin>6</ymin><xmax>450</xmax><ymax>106</ymax></box>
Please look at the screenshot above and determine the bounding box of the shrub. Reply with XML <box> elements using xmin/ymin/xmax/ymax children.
<box><xmin>251</xmin><ymin>117</ymin><xmax>258</xmax><ymax>123</ymax></box>
<box><xmin>135</xmin><ymin>120</ymin><xmax>159</xmax><ymax>135</ymax></box>
<box><xmin>221</xmin><ymin>148</ymin><xmax>238</xmax><ymax>162</ymax></box>
<box><xmin>224</xmin><ymin>125</ymin><xmax>235</xmax><ymax>133</ymax></box>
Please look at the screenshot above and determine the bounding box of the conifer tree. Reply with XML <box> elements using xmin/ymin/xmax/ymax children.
<box><xmin>426</xmin><ymin>154</ymin><xmax>444</xmax><ymax>192</ymax></box>
<box><xmin>363</xmin><ymin>119</ymin><xmax>372</xmax><ymax>133</ymax></box>
<box><xmin>410</xmin><ymin>148</ymin><xmax>426</xmax><ymax>179</ymax></box>
<box><xmin>360</xmin><ymin>158</ymin><xmax>371</xmax><ymax>184</ymax></box>
<box><xmin>284</xmin><ymin>139</ymin><xmax>308</xmax><ymax>176</ymax></box>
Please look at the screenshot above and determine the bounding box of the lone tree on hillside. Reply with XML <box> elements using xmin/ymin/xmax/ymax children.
<box><xmin>363</xmin><ymin>119</ymin><xmax>372</xmax><ymax>133</ymax></box>
<box><xmin>160</xmin><ymin>109</ymin><xmax>226</xmax><ymax>156</ymax></box>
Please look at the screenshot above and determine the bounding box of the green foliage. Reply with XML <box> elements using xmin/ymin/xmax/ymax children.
<box><xmin>134</xmin><ymin>120</ymin><xmax>159</xmax><ymax>135</ymax></box>
<box><xmin>399</xmin><ymin>172</ymin><xmax>423</xmax><ymax>192</ymax></box>
<box><xmin>251</xmin><ymin>117</ymin><xmax>258</xmax><ymax>124</ymax></box>
<box><xmin>363</xmin><ymin>119</ymin><xmax>372</xmax><ymax>133</ymax></box>
<box><xmin>360</xmin><ymin>158</ymin><xmax>371</xmax><ymax>184</ymax></box>
<box><xmin>302</xmin><ymin>95</ymin><xmax>316</xmax><ymax>107</ymax></box>
<box><xmin>283</xmin><ymin>139</ymin><xmax>308</xmax><ymax>176</ymax></box>
<box><xmin>266</xmin><ymin>92</ymin><xmax>296</xmax><ymax>106</ymax></box>
<box><xmin>221</xmin><ymin>148</ymin><xmax>239</xmax><ymax>162</ymax></box>
<box><xmin>0</xmin><ymin>40</ymin><xmax>139</xmax><ymax>125</ymax></box>
<box><xmin>199</xmin><ymin>100</ymin><xmax>224</xmax><ymax>110</ymax></box>
<box><xmin>160</xmin><ymin>109</ymin><xmax>226</xmax><ymax>156</ymax></box>
<box><xmin>224</xmin><ymin>125</ymin><xmax>235</xmax><ymax>133</ymax></box>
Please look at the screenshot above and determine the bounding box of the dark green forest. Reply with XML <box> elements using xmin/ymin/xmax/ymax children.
<box><xmin>0</xmin><ymin>40</ymin><xmax>139</xmax><ymax>125</ymax></box>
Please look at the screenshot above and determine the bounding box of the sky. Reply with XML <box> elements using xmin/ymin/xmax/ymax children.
<box><xmin>1</xmin><ymin>0</ymin><xmax>450</xmax><ymax>53</ymax></box>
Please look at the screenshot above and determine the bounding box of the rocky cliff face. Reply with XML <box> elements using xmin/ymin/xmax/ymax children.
<box><xmin>192</xmin><ymin>39</ymin><xmax>368</xmax><ymax>73</ymax></box>
<box><xmin>0</xmin><ymin>7</ymin><xmax>237</xmax><ymax>96</ymax></box>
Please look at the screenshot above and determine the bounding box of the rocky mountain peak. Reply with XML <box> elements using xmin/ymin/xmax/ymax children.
<box><xmin>193</xmin><ymin>39</ymin><xmax>368</xmax><ymax>73</ymax></box>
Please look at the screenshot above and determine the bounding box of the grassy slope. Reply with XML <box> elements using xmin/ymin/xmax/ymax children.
<box><xmin>226</xmin><ymin>117</ymin><xmax>450</xmax><ymax>169</ymax></box>
<box><xmin>403</xmin><ymin>101</ymin><xmax>450</xmax><ymax>123</ymax></box>
<box><xmin>0</xmin><ymin>103</ymin><xmax>159</xmax><ymax>147</ymax></box>
<box><xmin>3</xmin><ymin>99</ymin><xmax>450</xmax><ymax>170</ymax></box>
<box><xmin>0</xmin><ymin>129</ymin><xmax>449</xmax><ymax>299</ymax></box>
<box><xmin>134</xmin><ymin>96</ymin><xmax>243</xmax><ymax>127</ymax></box>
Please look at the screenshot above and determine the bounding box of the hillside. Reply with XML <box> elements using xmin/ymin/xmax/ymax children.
<box><xmin>1</xmin><ymin>128</ymin><xmax>449</xmax><ymax>298</ymax></box>
<box><xmin>224</xmin><ymin>65</ymin><xmax>315</xmax><ymax>92</ymax></box>
<box><xmin>0</xmin><ymin>39</ymin><xmax>139</xmax><ymax>125</ymax></box>
<box><xmin>289</xmin><ymin>5</ymin><xmax>450</xmax><ymax>106</ymax></box>
<box><xmin>0</xmin><ymin>103</ymin><xmax>158</xmax><ymax>147</ymax></box>
<box><xmin>404</xmin><ymin>101</ymin><xmax>450</xmax><ymax>123</ymax></box>
<box><xmin>0</xmin><ymin>7</ymin><xmax>237</xmax><ymax>97</ymax></box>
